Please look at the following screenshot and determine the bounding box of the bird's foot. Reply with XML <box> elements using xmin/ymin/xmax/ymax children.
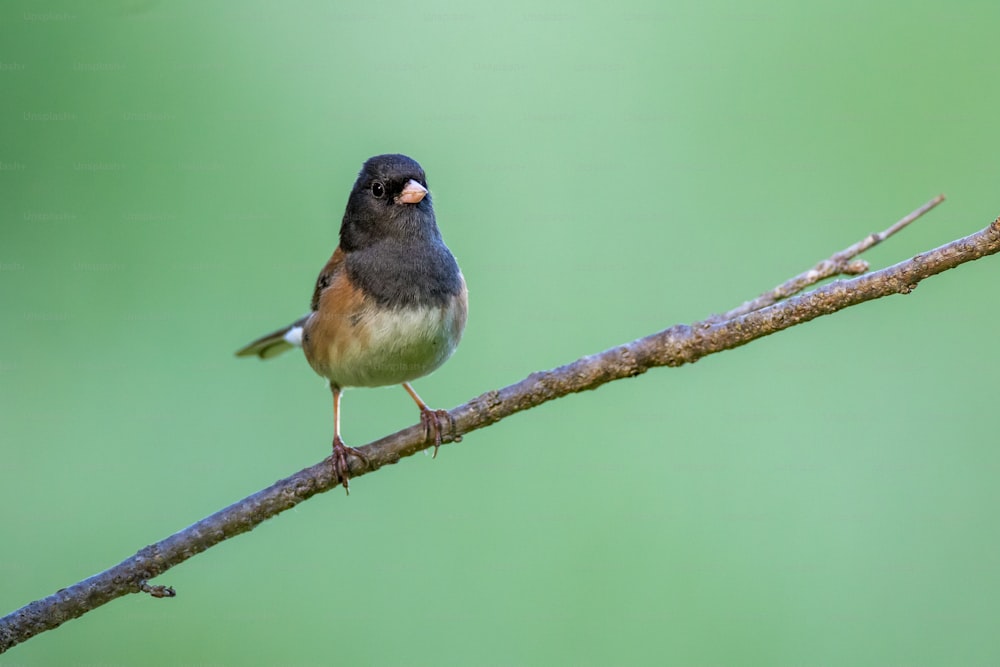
<box><xmin>419</xmin><ymin>407</ymin><xmax>454</xmax><ymax>458</ymax></box>
<box><xmin>331</xmin><ymin>436</ymin><xmax>370</xmax><ymax>495</ymax></box>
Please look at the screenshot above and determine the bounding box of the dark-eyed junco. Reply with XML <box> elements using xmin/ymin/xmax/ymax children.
<box><xmin>236</xmin><ymin>154</ymin><xmax>467</xmax><ymax>492</ymax></box>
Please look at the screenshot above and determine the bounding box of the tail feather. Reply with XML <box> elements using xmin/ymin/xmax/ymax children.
<box><xmin>235</xmin><ymin>315</ymin><xmax>308</xmax><ymax>359</ymax></box>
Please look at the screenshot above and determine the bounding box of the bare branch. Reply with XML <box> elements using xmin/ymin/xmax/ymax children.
<box><xmin>715</xmin><ymin>194</ymin><xmax>946</xmax><ymax>321</ymax></box>
<box><xmin>2</xmin><ymin>206</ymin><xmax>998</xmax><ymax>655</ymax></box>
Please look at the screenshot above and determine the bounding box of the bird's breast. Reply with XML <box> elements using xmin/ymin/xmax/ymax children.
<box><xmin>304</xmin><ymin>283</ymin><xmax>467</xmax><ymax>389</ymax></box>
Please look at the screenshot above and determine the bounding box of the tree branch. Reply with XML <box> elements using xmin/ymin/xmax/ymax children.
<box><xmin>714</xmin><ymin>194</ymin><xmax>946</xmax><ymax>321</ymax></box>
<box><xmin>3</xmin><ymin>204</ymin><xmax>999</xmax><ymax>654</ymax></box>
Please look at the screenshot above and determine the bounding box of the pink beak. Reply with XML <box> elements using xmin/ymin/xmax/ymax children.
<box><xmin>396</xmin><ymin>179</ymin><xmax>428</xmax><ymax>204</ymax></box>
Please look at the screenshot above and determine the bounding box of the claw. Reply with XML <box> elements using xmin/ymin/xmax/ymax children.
<box><xmin>331</xmin><ymin>436</ymin><xmax>369</xmax><ymax>494</ymax></box>
<box><xmin>419</xmin><ymin>407</ymin><xmax>453</xmax><ymax>458</ymax></box>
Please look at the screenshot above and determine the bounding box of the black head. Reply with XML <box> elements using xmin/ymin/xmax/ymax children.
<box><xmin>340</xmin><ymin>154</ymin><xmax>437</xmax><ymax>251</ymax></box>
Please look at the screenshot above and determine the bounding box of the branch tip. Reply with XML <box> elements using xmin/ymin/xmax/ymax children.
<box><xmin>139</xmin><ymin>583</ymin><xmax>176</xmax><ymax>599</ymax></box>
<box><xmin>714</xmin><ymin>194</ymin><xmax>947</xmax><ymax>322</ymax></box>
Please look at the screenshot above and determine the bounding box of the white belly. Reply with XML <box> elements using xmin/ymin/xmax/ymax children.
<box><xmin>318</xmin><ymin>303</ymin><xmax>461</xmax><ymax>388</ymax></box>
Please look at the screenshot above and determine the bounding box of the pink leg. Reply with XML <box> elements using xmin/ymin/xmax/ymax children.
<box><xmin>330</xmin><ymin>386</ymin><xmax>369</xmax><ymax>494</ymax></box>
<box><xmin>402</xmin><ymin>383</ymin><xmax>453</xmax><ymax>458</ymax></box>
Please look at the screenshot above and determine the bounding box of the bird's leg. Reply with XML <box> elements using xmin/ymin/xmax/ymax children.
<box><xmin>330</xmin><ymin>386</ymin><xmax>369</xmax><ymax>494</ymax></box>
<box><xmin>402</xmin><ymin>382</ymin><xmax>453</xmax><ymax>458</ymax></box>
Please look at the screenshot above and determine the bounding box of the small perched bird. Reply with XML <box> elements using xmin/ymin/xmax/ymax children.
<box><xmin>236</xmin><ymin>154</ymin><xmax>467</xmax><ymax>492</ymax></box>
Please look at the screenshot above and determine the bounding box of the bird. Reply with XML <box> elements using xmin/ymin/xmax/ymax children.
<box><xmin>236</xmin><ymin>154</ymin><xmax>467</xmax><ymax>492</ymax></box>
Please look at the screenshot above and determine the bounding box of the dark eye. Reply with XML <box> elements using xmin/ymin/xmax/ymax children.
<box><xmin>371</xmin><ymin>181</ymin><xmax>385</xmax><ymax>199</ymax></box>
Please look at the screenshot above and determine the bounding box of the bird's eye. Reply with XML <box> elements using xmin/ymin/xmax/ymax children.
<box><xmin>371</xmin><ymin>181</ymin><xmax>385</xmax><ymax>199</ymax></box>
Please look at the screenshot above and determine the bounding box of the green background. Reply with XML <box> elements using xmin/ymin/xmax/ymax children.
<box><xmin>2</xmin><ymin>1</ymin><xmax>998</xmax><ymax>665</ymax></box>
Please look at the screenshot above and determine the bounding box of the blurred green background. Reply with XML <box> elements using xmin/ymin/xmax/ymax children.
<box><xmin>2</xmin><ymin>0</ymin><xmax>998</xmax><ymax>665</ymax></box>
